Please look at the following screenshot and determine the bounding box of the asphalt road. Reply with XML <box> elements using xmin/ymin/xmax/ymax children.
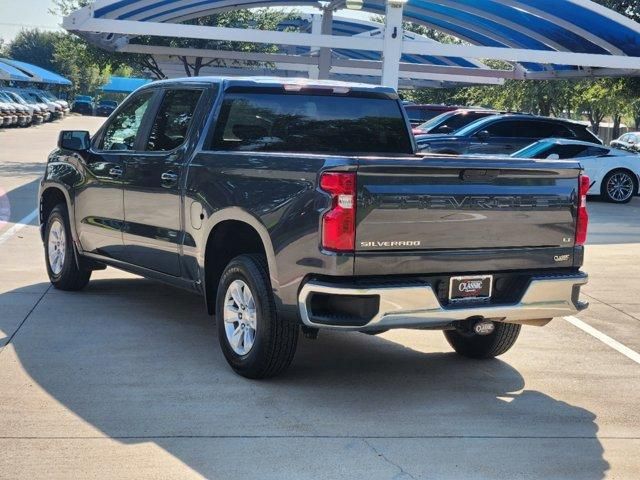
<box><xmin>1</xmin><ymin>117</ymin><xmax>639</xmax><ymax>479</ymax></box>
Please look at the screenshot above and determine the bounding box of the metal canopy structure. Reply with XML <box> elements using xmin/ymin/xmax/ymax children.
<box><xmin>0</xmin><ymin>61</ymin><xmax>32</xmax><ymax>82</ymax></box>
<box><xmin>127</xmin><ymin>15</ymin><xmax>503</xmax><ymax>88</ymax></box>
<box><xmin>101</xmin><ymin>75</ymin><xmax>152</xmax><ymax>92</ymax></box>
<box><xmin>0</xmin><ymin>59</ymin><xmax>72</xmax><ymax>85</ymax></box>
<box><xmin>63</xmin><ymin>0</ymin><xmax>640</xmax><ymax>88</ymax></box>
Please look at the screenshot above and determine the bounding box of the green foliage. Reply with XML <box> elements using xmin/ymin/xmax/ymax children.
<box><xmin>0</xmin><ymin>38</ymin><xmax>9</xmax><ymax>57</ymax></box>
<box><xmin>128</xmin><ymin>9</ymin><xmax>299</xmax><ymax>76</ymax></box>
<box><xmin>8</xmin><ymin>30</ymin><xmax>64</xmax><ymax>71</ymax></box>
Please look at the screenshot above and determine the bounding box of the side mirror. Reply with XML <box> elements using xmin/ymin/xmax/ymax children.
<box><xmin>476</xmin><ymin>130</ymin><xmax>490</xmax><ymax>142</ymax></box>
<box><xmin>58</xmin><ymin>130</ymin><xmax>90</xmax><ymax>151</ymax></box>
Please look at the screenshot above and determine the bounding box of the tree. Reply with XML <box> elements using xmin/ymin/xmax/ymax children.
<box><xmin>0</xmin><ymin>38</ymin><xmax>8</xmax><ymax>57</ymax></box>
<box><xmin>128</xmin><ymin>9</ymin><xmax>299</xmax><ymax>77</ymax></box>
<box><xmin>8</xmin><ymin>30</ymin><xmax>64</xmax><ymax>71</ymax></box>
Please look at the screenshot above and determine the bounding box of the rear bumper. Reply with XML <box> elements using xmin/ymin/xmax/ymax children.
<box><xmin>298</xmin><ymin>272</ymin><xmax>588</xmax><ymax>331</ymax></box>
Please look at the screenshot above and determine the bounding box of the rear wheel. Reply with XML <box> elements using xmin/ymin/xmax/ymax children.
<box><xmin>44</xmin><ymin>204</ymin><xmax>91</xmax><ymax>291</ymax></box>
<box><xmin>216</xmin><ymin>254</ymin><xmax>298</xmax><ymax>379</ymax></box>
<box><xmin>602</xmin><ymin>169</ymin><xmax>636</xmax><ymax>204</ymax></box>
<box><xmin>444</xmin><ymin>322</ymin><xmax>521</xmax><ymax>359</ymax></box>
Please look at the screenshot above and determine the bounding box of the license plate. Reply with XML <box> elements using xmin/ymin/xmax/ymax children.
<box><xmin>449</xmin><ymin>275</ymin><xmax>493</xmax><ymax>302</ymax></box>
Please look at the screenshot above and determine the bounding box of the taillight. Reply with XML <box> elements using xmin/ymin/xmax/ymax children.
<box><xmin>320</xmin><ymin>172</ymin><xmax>356</xmax><ymax>252</ymax></box>
<box><xmin>576</xmin><ymin>175</ymin><xmax>589</xmax><ymax>246</ymax></box>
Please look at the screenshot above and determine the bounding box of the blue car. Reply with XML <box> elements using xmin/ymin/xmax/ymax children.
<box><xmin>96</xmin><ymin>99</ymin><xmax>118</xmax><ymax>117</ymax></box>
<box><xmin>72</xmin><ymin>95</ymin><xmax>94</xmax><ymax>115</ymax></box>
<box><xmin>415</xmin><ymin>114</ymin><xmax>602</xmax><ymax>155</ymax></box>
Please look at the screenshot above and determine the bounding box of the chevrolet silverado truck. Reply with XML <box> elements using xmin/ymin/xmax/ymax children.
<box><xmin>39</xmin><ymin>77</ymin><xmax>589</xmax><ymax>379</ymax></box>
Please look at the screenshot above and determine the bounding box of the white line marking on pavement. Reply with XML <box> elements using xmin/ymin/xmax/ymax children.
<box><xmin>0</xmin><ymin>208</ymin><xmax>38</xmax><ymax>246</ymax></box>
<box><xmin>564</xmin><ymin>315</ymin><xmax>640</xmax><ymax>365</ymax></box>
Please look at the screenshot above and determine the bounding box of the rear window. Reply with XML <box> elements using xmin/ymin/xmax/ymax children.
<box><xmin>405</xmin><ymin>106</ymin><xmax>446</xmax><ymax>122</ymax></box>
<box><xmin>209</xmin><ymin>92</ymin><xmax>412</xmax><ymax>154</ymax></box>
<box><xmin>570</xmin><ymin>124</ymin><xmax>601</xmax><ymax>144</ymax></box>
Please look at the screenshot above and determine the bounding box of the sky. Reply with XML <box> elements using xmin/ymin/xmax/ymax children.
<box><xmin>0</xmin><ymin>0</ymin><xmax>64</xmax><ymax>42</ymax></box>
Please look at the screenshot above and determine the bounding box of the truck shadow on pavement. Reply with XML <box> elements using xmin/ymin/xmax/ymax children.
<box><xmin>5</xmin><ymin>278</ymin><xmax>608</xmax><ymax>479</ymax></box>
<box><xmin>0</xmin><ymin>178</ymin><xmax>41</xmax><ymax>230</ymax></box>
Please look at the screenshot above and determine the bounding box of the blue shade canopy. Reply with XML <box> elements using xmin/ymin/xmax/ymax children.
<box><xmin>0</xmin><ymin>61</ymin><xmax>32</xmax><ymax>81</ymax></box>
<box><xmin>101</xmin><ymin>76</ymin><xmax>152</xmax><ymax>92</ymax></box>
<box><xmin>0</xmin><ymin>59</ymin><xmax>72</xmax><ymax>85</ymax></box>
<box><xmin>86</xmin><ymin>0</ymin><xmax>640</xmax><ymax>74</ymax></box>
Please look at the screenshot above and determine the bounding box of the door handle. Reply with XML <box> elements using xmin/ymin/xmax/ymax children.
<box><xmin>108</xmin><ymin>167</ymin><xmax>123</xmax><ymax>178</ymax></box>
<box><xmin>161</xmin><ymin>171</ymin><xmax>179</xmax><ymax>183</ymax></box>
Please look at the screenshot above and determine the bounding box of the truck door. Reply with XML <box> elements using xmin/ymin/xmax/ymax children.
<box><xmin>121</xmin><ymin>87</ymin><xmax>204</xmax><ymax>276</ymax></box>
<box><xmin>74</xmin><ymin>90</ymin><xmax>155</xmax><ymax>260</ymax></box>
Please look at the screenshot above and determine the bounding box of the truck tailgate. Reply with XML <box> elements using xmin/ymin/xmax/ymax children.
<box><xmin>355</xmin><ymin>156</ymin><xmax>581</xmax><ymax>254</ymax></box>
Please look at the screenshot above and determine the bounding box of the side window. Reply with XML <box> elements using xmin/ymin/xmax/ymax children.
<box><xmin>497</xmin><ymin>120</ymin><xmax>573</xmax><ymax>140</ymax></box>
<box><xmin>555</xmin><ymin>144</ymin><xmax>590</xmax><ymax>158</ymax></box>
<box><xmin>100</xmin><ymin>92</ymin><xmax>154</xmax><ymax>151</ymax></box>
<box><xmin>485</xmin><ymin>121</ymin><xmax>520</xmax><ymax>137</ymax></box>
<box><xmin>516</xmin><ymin>121</ymin><xmax>561</xmax><ymax>139</ymax></box>
<box><xmin>437</xmin><ymin>112</ymin><xmax>487</xmax><ymax>133</ymax></box>
<box><xmin>146</xmin><ymin>89</ymin><xmax>203</xmax><ymax>151</ymax></box>
<box><xmin>577</xmin><ymin>146</ymin><xmax>609</xmax><ymax>157</ymax></box>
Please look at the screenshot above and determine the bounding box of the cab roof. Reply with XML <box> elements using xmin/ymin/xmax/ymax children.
<box><xmin>140</xmin><ymin>76</ymin><xmax>398</xmax><ymax>95</ymax></box>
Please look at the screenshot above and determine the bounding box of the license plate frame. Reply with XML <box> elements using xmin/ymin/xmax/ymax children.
<box><xmin>449</xmin><ymin>275</ymin><xmax>493</xmax><ymax>303</ymax></box>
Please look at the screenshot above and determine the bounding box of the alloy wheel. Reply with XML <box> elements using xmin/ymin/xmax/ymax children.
<box><xmin>48</xmin><ymin>219</ymin><xmax>66</xmax><ymax>275</ymax></box>
<box><xmin>223</xmin><ymin>279</ymin><xmax>257</xmax><ymax>356</ymax></box>
<box><xmin>607</xmin><ymin>172</ymin><xmax>634</xmax><ymax>202</ymax></box>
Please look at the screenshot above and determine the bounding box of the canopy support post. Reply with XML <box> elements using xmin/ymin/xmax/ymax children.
<box><xmin>318</xmin><ymin>7</ymin><xmax>333</xmax><ymax>79</ymax></box>
<box><xmin>308</xmin><ymin>13</ymin><xmax>322</xmax><ymax>79</ymax></box>
<box><xmin>381</xmin><ymin>0</ymin><xmax>404</xmax><ymax>89</ymax></box>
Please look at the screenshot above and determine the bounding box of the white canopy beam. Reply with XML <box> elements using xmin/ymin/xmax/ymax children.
<box><xmin>118</xmin><ymin>43</ymin><xmax>513</xmax><ymax>80</ymax></box>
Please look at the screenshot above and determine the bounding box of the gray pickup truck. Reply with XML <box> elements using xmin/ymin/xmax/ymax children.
<box><xmin>39</xmin><ymin>77</ymin><xmax>589</xmax><ymax>378</ymax></box>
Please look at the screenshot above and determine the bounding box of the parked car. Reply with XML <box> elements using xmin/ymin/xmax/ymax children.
<box><xmin>416</xmin><ymin>114</ymin><xmax>602</xmax><ymax>155</ymax></box>
<box><xmin>9</xmin><ymin>89</ymin><xmax>62</xmax><ymax>120</ymax></box>
<box><xmin>0</xmin><ymin>91</ymin><xmax>31</xmax><ymax>127</ymax></box>
<box><xmin>512</xmin><ymin>138</ymin><xmax>639</xmax><ymax>203</ymax></box>
<box><xmin>412</xmin><ymin>108</ymin><xmax>498</xmax><ymax>135</ymax></box>
<box><xmin>610</xmin><ymin>132</ymin><xmax>640</xmax><ymax>153</ymax></box>
<box><xmin>1</xmin><ymin>90</ymin><xmax>48</xmax><ymax>123</ymax></box>
<box><xmin>25</xmin><ymin>88</ymin><xmax>70</xmax><ymax>116</ymax></box>
<box><xmin>0</xmin><ymin>99</ymin><xmax>17</xmax><ymax>127</ymax></box>
<box><xmin>40</xmin><ymin>77</ymin><xmax>589</xmax><ymax>378</ymax></box>
<box><xmin>72</xmin><ymin>95</ymin><xmax>94</xmax><ymax>115</ymax></box>
<box><xmin>404</xmin><ymin>104</ymin><xmax>464</xmax><ymax>127</ymax></box>
<box><xmin>96</xmin><ymin>99</ymin><xmax>118</xmax><ymax>117</ymax></box>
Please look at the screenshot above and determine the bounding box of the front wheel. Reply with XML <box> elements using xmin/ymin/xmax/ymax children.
<box><xmin>602</xmin><ymin>170</ymin><xmax>636</xmax><ymax>204</ymax></box>
<box><xmin>444</xmin><ymin>322</ymin><xmax>521</xmax><ymax>359</ymax></box>
<box><xmin>216</xmin><ymin>254</ymin><xmax>298</xmax><ymax>379</ymax></box>
<box><xmin>44</xmin><ymin>204</ymin><xmax>91</xmax><ymax>290</ymax></box>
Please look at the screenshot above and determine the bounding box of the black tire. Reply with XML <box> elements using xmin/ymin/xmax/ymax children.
<box><xmin>601</xmin><ymin>169</ymin><xmax>637</xmax><ymax>204</ymax></box>
<box><xmin>444</xmin><ymin>322</ymin><xmax>521</xmax><ymax>359</ymax></box>
<box><xmin>44</xmin><ymin>204</ymin><xmax>91</xmax><ymax>291</ymax></box>
<box><xmin>215</xmin><ymin>254</ymin><xmax>298</xmax><ymax>379</ymax></box>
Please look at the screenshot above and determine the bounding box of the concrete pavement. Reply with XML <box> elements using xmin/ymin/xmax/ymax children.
<box><xmin>0</xmin><ymin>117</ymin><xmax>639</xmax><ymax>479</ymax></box>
